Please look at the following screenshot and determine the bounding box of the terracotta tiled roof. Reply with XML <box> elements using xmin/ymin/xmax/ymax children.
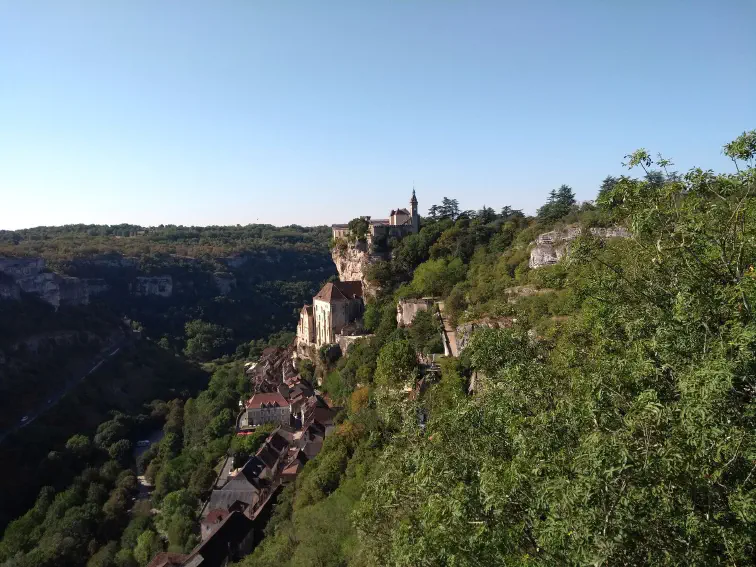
<box><xmin>246</xmin><ymin>392</ymin><xmax>289</xmax><ymax>409</ymax></box>
<box><xmin>314</xmin><ymin>281</ymin><xmax>363</xmax><ymax>302</ymax></box>
<box><xmin>203</xmin><ymin>509</ymin><xmax>230</xmax><ymax>525</ymax></box>
<box><xmin>331</xmin><ymin>224</ymin><xmax>348</xmax><ymax>229</ymax></box>
<box><xmin>313</xmin><ymin>406</ymin><xmax>337</xmax><ymax>427</ymax></box>
<box><xmin>282</xmin><ymin>461</ymin><xmax>301</xmax><ymax>476</ymax></box>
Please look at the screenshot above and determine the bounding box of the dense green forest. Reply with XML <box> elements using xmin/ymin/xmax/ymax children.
<box><xmin>0</xmin><ymin>223</ymin><xmax>334</xmax><ymax>561</ymax></box>
<box><xmin>0</xmin><ymin>223</ymin><xmax>332</xmax><ymax>433</ymax></box>
<box><xmin>243</xmin><ymin>131</ymin><xmax>756</xmax><ymax>566</ymax></box>
<box><xmin>0</xmin><ymin>224</ymin><xmax>330</xmax><ymax>259</ymax></box>
<box><xmin>2</xmin><ymin>131</ymin><xmax>755</xmax><ymax>567</ymax></box>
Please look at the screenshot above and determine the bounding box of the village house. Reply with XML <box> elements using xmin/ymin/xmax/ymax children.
<box><xmin>242</xmin><ymin>392</ymin><xmax>290</xmax><ymax>427</ymax></box>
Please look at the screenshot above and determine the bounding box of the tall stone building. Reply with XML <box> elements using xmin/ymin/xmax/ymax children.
<box><xmin>297</xmin><ymin>281</ymin><xmax>364</xmax><ymax>348</ymax></box>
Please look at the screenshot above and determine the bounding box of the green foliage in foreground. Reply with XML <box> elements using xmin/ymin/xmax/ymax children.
<box><xmin>352</xmin><ymin>136</ymin><xmax>756</xmax><ymax>565</ymax></box>
<box><xmin>244</xmin><ymin>131</ymin><xmax>756</xmax><ymax>567</ymax></box>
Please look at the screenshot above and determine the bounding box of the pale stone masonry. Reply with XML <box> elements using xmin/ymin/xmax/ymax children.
<box><xmin>244</xmin><ymin>392</ymin><xmax>291</xmax><ymax>427</ymax></box>
<box><xmin>297</xmin><ymin>281</ymin><xmax>365</xmax><ymax>349</ymax></box>
<box><xmin>331</xmin><ymin>189</ymin><xmax>420</xmax><ymax>245</ymax></box>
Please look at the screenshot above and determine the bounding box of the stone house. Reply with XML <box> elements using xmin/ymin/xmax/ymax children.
<box><xmin>244</xmin><ymin>392</ymin><xmax>290</xmax><ymax>427</ymax></box>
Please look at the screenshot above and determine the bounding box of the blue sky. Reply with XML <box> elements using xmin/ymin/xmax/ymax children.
<box><xmin>1</xmin><ymin>0</ymin><xmax>754</xmax><ymax>230</ymax></box>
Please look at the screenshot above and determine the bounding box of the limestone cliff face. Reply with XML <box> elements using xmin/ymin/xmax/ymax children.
<box><xmin>455</xmin><ymin>317</ymin><xmax>516</xmax><ymax>353</ymax></box>
<box><xmin>0</xmin><ymin>257</ymin><xmax>90</xmax><ymax>307</ymax></box>
<box><xmin>529</xmin><ymin>226</ymin><xmax>631</xmax><ymax>269</ymax></box>
<box><xmin>132</xmin><ymin>276</ymin><xmax>173</xmax><ymax>297</ymax></box>
<box><xmin>0</xmin><ymin>276</ymin><xmax>21</xmax><ymax>301</ymax></box>
<box><xmin>213</xmin><ymin>272</ymin><xmax>236</xmax><ymax>296</ymax></box>
<box><xmin>331</xmin><ymin>241</ymin><xmax>382</xmax><ymax>296</ymax></box>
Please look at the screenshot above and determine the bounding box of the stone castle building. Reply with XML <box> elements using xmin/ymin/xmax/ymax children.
<box><xmin>331</xmin><ymin>190</ymin><xmax>420</xmax><ymax>244</ymax></box>
<box><xmin>298</xmin><ymin>191</ymin><xmax>421</xmax><ymax>352</ymax></box>
<box><xmin>297</xmin><ymin>281</ymin><xmax>364</xmax><ymax>348</ymax></box>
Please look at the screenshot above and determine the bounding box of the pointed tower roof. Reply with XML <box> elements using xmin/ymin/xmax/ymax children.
<box><xmin>410</xmin><ymin>188</ymin><xmax>418</xmax><ymax>206</ymax></box>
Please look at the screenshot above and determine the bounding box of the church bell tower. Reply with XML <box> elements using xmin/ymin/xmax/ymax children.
<box><xmin>410</xmin><ymin>188</ymin><xmax>419</xmax><ymax>233</ymax></box>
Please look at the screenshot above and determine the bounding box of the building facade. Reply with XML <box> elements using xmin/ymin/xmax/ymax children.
<box><xmin>331</xmin><ymin>189</ymin><xmax>420</xmax><ymax>243</ymax></box>
<box><xmin>312</xmin><ymin>281</ymin><xmax>363</xmax><ymax>346</ymax></box>
<box><xmin>245</xmin><ymin>392</ymin><xmax>291</xmax><ymax>427</ymax></box>
<box><xmin>296</xmin><ymin>305</ymin><xmax>315</xmax><ymax>347</ymax></box>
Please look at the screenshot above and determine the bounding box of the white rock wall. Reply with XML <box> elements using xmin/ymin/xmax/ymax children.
<box><xmin>529</xmin><ymin>226</ymin><xmax>630</xmax><ymax>269</ymax></box>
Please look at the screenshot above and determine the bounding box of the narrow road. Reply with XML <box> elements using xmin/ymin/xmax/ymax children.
<box><xmin>214</xmin><ymin>408</ymin><xmax>246</xmax><ymax>489</ymax></box>
<box><xmin>0</xmin><ymin>337</ymin><xmax>128</xmax><ymax>446</ymax></box>
<box><xmin>133</xmin><ymin>429</ymin><xmax>165</xmax><ymax>500</ymax></box>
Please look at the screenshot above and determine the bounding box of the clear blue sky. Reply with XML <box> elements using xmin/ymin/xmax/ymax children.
<box><xmin>1</xmin><ymin>0</ymin><xmax>754</xmax><ymax>230</ymax></box>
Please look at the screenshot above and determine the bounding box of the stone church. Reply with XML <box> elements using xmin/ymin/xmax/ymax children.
<box><xmin>298</xmin><ymin>190</ymin><xmax>420</xmax><ymax>352</ymax></box>
<box><xmin>297</xmin><ymin>280</ymin><xmax>364</xmax><ymax>348</ymax></box>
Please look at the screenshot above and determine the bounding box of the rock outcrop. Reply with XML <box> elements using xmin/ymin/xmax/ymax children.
<box><xmin>83</xmin><ymin>278</ymin><xmax>110</xmax><ymax>296</ymax></box>
<box><xmin>529</xmin><ymin>226</ymin><xmax>631</xmax><ymax>269</ymax></box>
<box><xmin>331</xmin><ymin>241</ymin><xmax>382</xmax><ymax>297</ymax></box>
<box><xmin>455</xmin><ymin>317</ymin><xmax>516</xmax><ymax>353</ymax></box>
<box><xmin>0</xmin><ymin>257</ymin><xmax>90</xmax><ymax>307</ymax></box>
<box><xmin>132</xmin><ymin>276</ymin><xmax>173</xmax><ymax>297</ymax></box>
<box><xmin>214</xmin><ymin>272</ymin><xmax>236</xmax><ymax>295</ymax></box>
<box><xmin>0</xmin><ymin>273</ymin><xmax>21</xmax><ymax>301</ymax></box>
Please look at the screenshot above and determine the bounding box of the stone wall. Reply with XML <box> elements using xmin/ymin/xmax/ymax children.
<box><xmin>396</xmin><ymin>298</ymin><xmax>436</xmax><ymax>327</ymax></box>
<box><xmin>336</xmin><ymin>333</ymin><xmax>373</xmax><ymax>355</ymax></box>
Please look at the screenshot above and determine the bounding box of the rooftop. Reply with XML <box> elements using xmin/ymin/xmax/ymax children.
<box><xmin>183</xmin><ymin>511</ymin><xmax>254</xmax><ymax>567</ymax></box>
<box><xmin>202</xmin><ymin>509</ymin><xmax>230</xmax><ymax>526</ymax></box>
<box><xmin>246</xmin><ymin>392</ymin><xmax>289</xmax><ymax>409</ymax></box>
<box><xmin>314</xmin><ymin>280</ymin><xmax>363</xmax><ymax>302</ymax></box>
